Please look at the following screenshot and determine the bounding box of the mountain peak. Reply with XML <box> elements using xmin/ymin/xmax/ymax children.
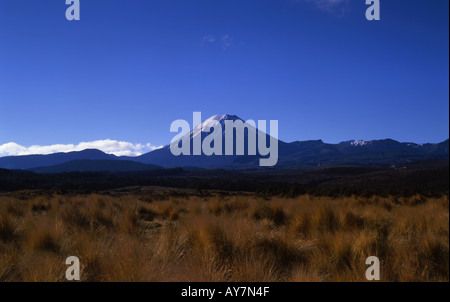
<box><xmin>203</xmin><ymin>114</ymin><xmax>242</xmax><ymax>123</ymax></box>
<box><xmin>342</xmin><ymin>140</ymin><xmax>369</xmax><ymax>147</ymax></box>
<box><xmin>76</xmin><ymin>149</ymin><xmax>108</xmax><ymax>155</ymax></box>
<box><xmin>193</xmin><ymin>114</ymin><xmax>244</xmax><ymax>132</ymax></box>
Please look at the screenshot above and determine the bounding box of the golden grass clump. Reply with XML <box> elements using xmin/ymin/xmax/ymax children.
<box><xmin>0</xmin><ymin>191</ymin><xmax>448</xmax><ymax>282</ymax></box>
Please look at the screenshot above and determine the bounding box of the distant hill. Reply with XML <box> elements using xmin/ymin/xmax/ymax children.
<box><xmin>0</xmin><ymin>149</ymin><xmax>117</xmax><ymax>170</ymax></box>
<box><xmin>135</xmin><ymin>114</ymin><xmax>258</xmax><ymax>168</ymax></box>
<box><xmin>134</xmin><ymin>115</ymin><xmax>449</xmax><ymax>169</ymax></box>
<box><xmin>0</xmin><ymin>115</ymin><xmax>448</xmax><ymax>171</ymax></box>
<box><xmin>29</xmin><ymin>159</ymin><xmax>160</xmax><ymax>174</ymax></box>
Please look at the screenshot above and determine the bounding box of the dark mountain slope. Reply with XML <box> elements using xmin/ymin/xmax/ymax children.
<box><xmin>0</xmin><ymin>149</ymin><xmax>118</xmax><ymax>170</ymax></box>
<box><xmin>29</xmin><ymin>159</ymin><xmax>160</xmax><ymax>173</ymax></box>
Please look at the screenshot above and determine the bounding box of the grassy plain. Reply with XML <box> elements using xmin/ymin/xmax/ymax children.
<box><xmin>0</xmin><ymin>188</ymin><xmax>448</xmax><ymax>281</ymax></box>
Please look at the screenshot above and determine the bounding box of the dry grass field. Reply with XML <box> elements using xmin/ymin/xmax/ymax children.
<box><xmin>0</xmin><ymin>188</ymin><xmax>448</xmax><ymax>282</ymax></box>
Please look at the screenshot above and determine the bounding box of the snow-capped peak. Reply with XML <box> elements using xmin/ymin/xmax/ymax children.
<box><xmin>344</xmin><ymin>140</ymin><xmax>369</xmax><ymax>146</ymax></box>
<box><xmin>193</xmin><ymin>114</ymin><xmax>242</xmax><ymax>130</ymax></box>
<box><xmin>203</xmin><ymin>114</ymin><xmax>241</xmax><ymax>123</ymax></box>
<box><xmin>191</xmin><ymin>114</ymin><xmax>246</xmax><ymax>139</ymax></box>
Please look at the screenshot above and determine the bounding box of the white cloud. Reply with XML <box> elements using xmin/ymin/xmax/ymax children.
<box><xmin>201</xmin><ymin>34</ymin><xmax>238</xmax><ymax>51</ymax></box>
<box><xmin>0</xmin><ymin>139</ymin><xmax>162</xmax><ymax>157</ymax></box>
<box><xmin>297</xmin><ymin>0</ymin><xmax>350</xmax><ymax>15</ymax></box>
<box><xmin>202</xmin><ymin>35</ymin><xmax>216</xmax><ymax>45</ymax></box>
<box><xmin>222</xmin><ymin>34</ymin><xmax>234</xmax><ymax>50</ymax></box>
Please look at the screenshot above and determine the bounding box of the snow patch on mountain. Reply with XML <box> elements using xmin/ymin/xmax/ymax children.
<box><xmin>343</xmin><ymin>140</ymin><xmax>369</xmax><ymax>147</ymax></box>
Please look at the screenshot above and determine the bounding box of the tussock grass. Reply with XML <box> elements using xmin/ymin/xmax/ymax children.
<box><xmin>0</xmin><ymin>214</ymin><xmax>16</xmax><ymax>242</ymax></box>
<box><xmin>0</xmin><ymin>191</ymin><xmax>447</xmax><ymax>282</ymax></box>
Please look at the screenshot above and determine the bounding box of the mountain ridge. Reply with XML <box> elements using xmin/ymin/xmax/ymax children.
<box><xmin>0</xmin><ymin>115</ymin><xmax>448</xmax><ymax>171</ymax></box>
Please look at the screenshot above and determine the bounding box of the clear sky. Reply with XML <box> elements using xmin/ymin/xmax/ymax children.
<box><xmin>0</xmin><ymin>0</ymin><xmax>448</xmax><ymax>156</ymax></box>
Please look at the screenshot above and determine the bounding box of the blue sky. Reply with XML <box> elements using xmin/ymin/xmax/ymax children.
<box><xmin>0</xmin><ymin>0</ymin><xmax>448</xmax><ymax>156</ymax></box>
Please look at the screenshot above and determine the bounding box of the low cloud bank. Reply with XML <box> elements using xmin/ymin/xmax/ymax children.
<box><xmin>0</xmin><ymin>139</ymin><xmax>162</xmax><ymax>157</ymax></box>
